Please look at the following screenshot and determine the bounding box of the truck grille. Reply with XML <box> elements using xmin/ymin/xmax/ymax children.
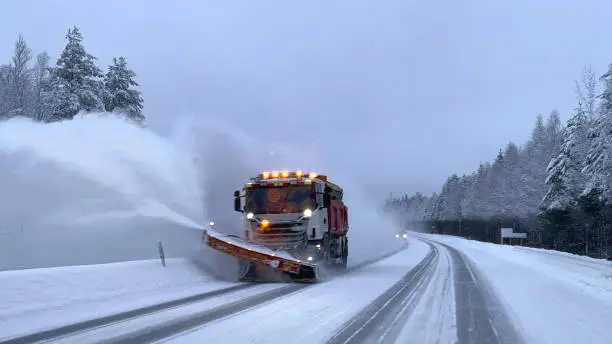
<box><xmin>252</xmin><ymin>229</ymin><xmax>306</xmax><ymax>250</ymax></box>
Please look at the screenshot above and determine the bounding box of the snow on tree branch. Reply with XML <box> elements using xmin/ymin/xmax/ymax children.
<box><xmin>0</xmin><ymin>27</ymin><xmax>145</xmax><ymax>125</ymax></box>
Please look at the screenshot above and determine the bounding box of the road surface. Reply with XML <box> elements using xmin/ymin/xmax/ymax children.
<box><xmin>1</xmin><ymin>238</ymin><xmax>527</xmax><ymax>344</ymax></box>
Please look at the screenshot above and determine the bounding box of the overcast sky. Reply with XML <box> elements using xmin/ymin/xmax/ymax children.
<box><xmin>2</xmin><ymin>0</ymin><xmax>612</xmax><ymax>198</ymax></box>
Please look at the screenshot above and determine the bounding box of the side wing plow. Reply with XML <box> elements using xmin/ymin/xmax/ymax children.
<box><xmin>203</xmin><ymin>228</ymin><xmax>318</xmax><ymax>282</ymax></box>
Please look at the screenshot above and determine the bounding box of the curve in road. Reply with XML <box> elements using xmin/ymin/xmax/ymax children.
<box><xmin>327</xmin><ymin>238</ymin><xmax>526</xmax><ymax>344</ymax></box>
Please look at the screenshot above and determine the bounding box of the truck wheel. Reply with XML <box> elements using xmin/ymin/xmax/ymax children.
<box><xmin>238</xmin><ymin>261</ymin><xmax>257</xmax><ymax>282</ymax></box>
<box><xmin>340</xmin><ymin>238</ymin><xmax>348</xmax><ymax>269</ymax></box>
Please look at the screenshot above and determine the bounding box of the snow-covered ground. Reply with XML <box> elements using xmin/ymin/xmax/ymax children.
<box><xmin>420</xmin><ymin>233</ymin><xmax>612</xmax><ymax>344</ymax></box>
<box><xmin>162</xmin><ymin>239</ymin><xmax>430</xmax><ymax>344</ymax></box>
<box><xmin>0</xmin><ymin>258</ymin><xmax>238</xmax><ymax>340</ymax></box>
<box><xmin>4</xmin><ymin>232</ymin><xmax>610</xmax><ymax>344</ymax></box>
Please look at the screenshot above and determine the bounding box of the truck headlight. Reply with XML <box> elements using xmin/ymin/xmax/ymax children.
<box><xmin>246</xmin><ymin>212</ymin><xmax>254</xmax><ymax>219</ymax></box>
<box><xmin>208</xmin><ymin>221</ymin><xmax>215</xmax><ymax>226</ymax></box>
<box><xmin>303</xmin><ymin>208</ymin><xmax>313</xmax><ymax>218</ymax></box>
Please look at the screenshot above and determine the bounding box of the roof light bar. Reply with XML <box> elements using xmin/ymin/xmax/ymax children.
<box><xmin>257</xmin><ymin>170</ymin><xmax>326</xmax><ymax>181</ymax></box>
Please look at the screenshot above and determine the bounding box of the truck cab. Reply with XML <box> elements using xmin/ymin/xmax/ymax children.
<box><xmin>233</xmin><ymin>171</ymin><xmax>348</xmax><ymax>269</ymax></box>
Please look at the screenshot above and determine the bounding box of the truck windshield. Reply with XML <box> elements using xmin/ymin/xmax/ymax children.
<box><xmin>245</xmin><ymin>185</ymin><xmax>315</xmax><ymax>214</ymax></box>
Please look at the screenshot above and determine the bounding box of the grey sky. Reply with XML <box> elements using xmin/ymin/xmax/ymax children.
<box><xmin>2</xmin><ymin>0</ymin><xmax>612</xmax><ymax>199</ymax></box>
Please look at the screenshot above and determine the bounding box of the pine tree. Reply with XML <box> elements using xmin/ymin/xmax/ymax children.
<box><xmin>422</xmin><ymin>193</ymin><xmax>437</xmax><ymax>221</ymax></box>
<box><xmin>575</xmin><ymin>65</ymin><xmax>598</xmax><ymax>121</ymax></box>
<box><xmin>437</xmin><ymin>174</ymin><xmax>463</xmax><ymax>220</ymax></box>
<box><xmin>521</xmin><ymin>115</ymin><xmax>549</xmax><ymax>210</ymax></box>
<box><xmin>501</xmin><ymin>142</ymin><xmax>525</xmax><ymax>216</ymax></box>
<box><xmin>0</xmin><ymin>65</ymin><xmax>11</xmax><ymax>119</ymax></box>
<box><xmin>40</xmin><ymin>72</ymin><xmax>79</xmax><ymax>122</ymax></box>
<box><xmin>103</xmin><ymin>56</ymin><xmax>145</xmax><ymax>125</ymax></box>
<box><xmin>47</xmin><ymin>26</ymin><xmax>104</xmax><ymax>120</ymax></box>
<box><xmin>32</xmin><ymin>52</ymin><xmax>51</xmax><ymax>121</ymax></box>
<box><xmin>583</xmin><ymin>63</ymin><xmax>612</xmax><ymax>203</ymax></box>
<box><xmin>545</xmin><ymin>110</ymin><xmax>563</xmax><ymax>158</ymax></box>
<box><xmin>462</xmin><ymin>163</ymin><xmax>492</xmax><ymax>219</ymax></box>
<box><xmin>542</xmin><ymin>104</ymin><xmax>589</xmax><ymax>211</ymax></box>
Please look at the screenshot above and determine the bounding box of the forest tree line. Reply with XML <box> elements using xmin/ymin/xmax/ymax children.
<box><xmin>0</xmin><ymin>26</ymin><xmax>144</xmax><ymax>125</ymax></box>
<box><xmin>385</xmin><ymin>65</ymin><xmax>612</xmax><ymax>260</ymax></box>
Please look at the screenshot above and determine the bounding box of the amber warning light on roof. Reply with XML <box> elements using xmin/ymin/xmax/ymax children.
<box><xmin>258</xmin><ymin>170</ymin><xmax>325</xmax><ymax>181</ymax></box>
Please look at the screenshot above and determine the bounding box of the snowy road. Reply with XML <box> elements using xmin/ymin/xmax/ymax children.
<box><xmin>326</xmin><ymin>241</ymin><xmax>440</xmax><ymax>344</ymax></box>
<box><xmin>438</xmin><ymin>241</ymin><xmax>523</xmax><ymax>344</ymax></box>
<box><xmin>0</xmin><ymin>245</ymin><xmax>410</xmax><ymax>344</ymax></box>
<box><xmin>327</xmin><ymin>240</ymin><xmax>523</xmax><ymax>344</ymax></box>
<box><xmin>3</xmin><ymin>235</ymin><xmax>608</xmax><ymax>343</ymax></box>
<box><xmin>51</xmin><ymin>284</ymin><xmax>305</xmax><ymax>344</ymax></box>
<box><xmin>163</xmin><ymin>238</ymin><xmax>524</xmax><ymax>344</ymax></box>
<box><xmin>425</xmin><ymin>234</ymin><xmax>612</xmax><ymax>344</ymax></box>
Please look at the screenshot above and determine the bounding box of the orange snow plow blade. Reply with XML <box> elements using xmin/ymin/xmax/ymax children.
<box><xmin>203</xmin><ymin>229</ymin><xmax>318</xmax><ymax>281</ymax></box>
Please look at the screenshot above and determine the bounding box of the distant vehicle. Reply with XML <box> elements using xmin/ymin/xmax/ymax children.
<box><xmin>396</xmin><ymin>231</ymin><xmax>408</xmax><ymax>241</ymax></box>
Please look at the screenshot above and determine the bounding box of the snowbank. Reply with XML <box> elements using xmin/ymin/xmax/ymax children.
<box><xmin>0</xmin><ymin>258</ymin><xmax>238</xmax><ymax>340</ymax></box>
<box><xmin>421</xmin><ymin>233</ymin><xmax>612</xmax><ymax>344</ymax></box>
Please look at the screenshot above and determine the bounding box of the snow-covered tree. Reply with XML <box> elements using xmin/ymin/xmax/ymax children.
<box><xmin>40</xmin><ymin>73</ymin><xmax>79</xmax><ymax>122</ymax></box>
<box><xmin>575</xmin><ymin>65</ymin><xmax>598</xmax><ymax>121</ymax></box>
<box><xmin>0</xmin><ymin>65</ymin><xmax>11</xmax><ymax>118</ymax></box>
<box><xmin>437</xmin><ymin>174</ymin><xmax>465</xmax><ymax>220</ymax></box>
<box><xmin>31</xmin><ymin>52</ymin><xmax>51</xmax><ymax>121</ymax></box>
<box><xmin>103</xmin><ymin>56</ymin><xmax>145</xmax><ymax>124</ymax></box>
<box><xmin>46</xmin><ymin>26</ymin><xmax>104</xmax><ymax>120</ymax></box>
<box><xmin>462</xmin><ymin>163</ymin><xmax>493</xmax><ymax>218</ymax></box>
<box><xmin>385</xmin><ymin>64</ymin><xmax>610</xmax><ymax>258</ymax></box>
<box><xmin>542</xmin><ymin>104</ymin><xmax>589</xmax><ymax>211</ymax></box>
<box><xmin>583</xmin><ymin>63</ymin><xmax>612</xmax><ymax>204</ymax></box>
<box><xmin>422</xmin><ymin>193</ymin><xmax>437</xmax><ymax>221</ymax></box>
<box><xmin>8</xmin><ymin>34</ymin><xmax>32</xmax><ymax>118</ymax></box>
<box><xmin>0</xmin><ymin>35</ymin><xmax>33</xmax><ymax>119</ymax></box>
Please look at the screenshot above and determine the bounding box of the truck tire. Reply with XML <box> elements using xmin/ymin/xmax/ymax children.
<box><xmin>340</xmin><ymin>237</ymin><xmax>348</xmax><ymax>269</ymax></box>
<box><xmin>238</xmin><ymin>261</ymin><xmax>257</xmax><ymax>281</ymax></box>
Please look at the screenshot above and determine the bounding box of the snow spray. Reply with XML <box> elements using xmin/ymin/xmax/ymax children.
<box><xmin>0</xmin><ymin>113</ymin><xmax>207</xmax><ymax>270</ymax></box>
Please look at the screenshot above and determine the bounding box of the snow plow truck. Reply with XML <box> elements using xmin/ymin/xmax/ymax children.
<box><xmin>203</xmin><ymin>170</ymin><xmax>349</xmax><ymax>283</ymax></box>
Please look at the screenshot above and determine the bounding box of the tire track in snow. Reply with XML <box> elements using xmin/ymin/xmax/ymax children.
<box><xmin>325</xmin><ymin>242</ymin><xmax>439</xmax><ymax>344</ymax></box>
<box><xmin>393</xmin><ymin>240</ymin><xmax>457</xmax><ymax>344</ymax></box>
<box><xmin>0</xmin><ymin>284</ymin><xmax>258</xmax><ymax>344</ymax></box>
<box><xmin>2</xmin><ymin>243</ymin><xmax>411</xmax><ymax>344</ymax></box>
<box><xmin>438</xmin><ymin>241</ymin><xmax>525</xmax><ymax>344</ymax></box>
<box><xmin>104</xmin><ymin>245</ymin><xmax>412</xmax><ymax>344</ymax></box>
<box><xmin>103</xmin><ymin>283</ymin><xmax>309</xmax><ymax>344</ymax></box>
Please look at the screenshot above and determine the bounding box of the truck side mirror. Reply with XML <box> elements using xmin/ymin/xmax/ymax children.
<box><xmin>233</xmin><ymin>190</ymin><xmax>243</xmax><ymax>212</ymax></box>
<box><xmin>323</xmin><ymin>191</ymin><xmax>331</xmax><ymax>208</ymax></box>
